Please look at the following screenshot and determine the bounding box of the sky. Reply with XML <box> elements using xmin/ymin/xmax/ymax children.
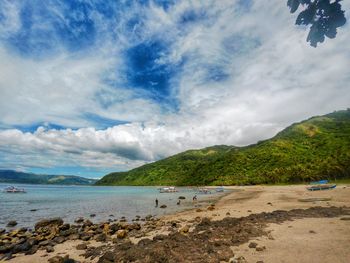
<box><xmin>0</xmin><ymin>0</ymin><xmax>349</xmax><ymax>178</ymax></box>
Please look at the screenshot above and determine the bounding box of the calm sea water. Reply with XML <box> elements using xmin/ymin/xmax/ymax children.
<box><xmin>0</xmin><ymin>183</ymin><xmax>225</xmax><ymax>229</ymax></box>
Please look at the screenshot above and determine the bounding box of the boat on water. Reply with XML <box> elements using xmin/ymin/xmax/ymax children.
<box><xmin>307</xmin><ymin>184</ymin><xmax>336</xmax><ymax>191</ymax></box>
<box><xmin>215</xmin><ymin>186</ymin><xmax>224</xmax><ymax>192</ymax></box>
<box><xmin>310</xmin><ymin>180</ymin><xmax>328</xmax><ymax>185</ymax></box>
<box><xmin>3</xmin><ymin>186</ymin><xmax>26</xmax><ymax>193</ymax></box>
<box><xmin>158</xmin><ymin>186</ymin><xmax>178</xmax><ymax>193</ymax></box>
<box><xmin>196</xmin><ymin>188</ymin><xmax>212</xmax><ymax>194</ymax></box>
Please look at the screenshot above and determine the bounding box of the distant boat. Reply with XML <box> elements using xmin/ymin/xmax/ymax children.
<box><xmin>158</xmin><ymin>186</ymin><xmax>178</xmax><ymax>193</ymax></box>
<box><xmin>215</xmin><ymin>186</ymin><xmax>224</xmax><ymax>192</ymax></box>
<box><xmin>3</xmin><ymin>186</ymin><xmax>26</xmax><ymax>193</ymax></box>
<box><xmin>196</xmin><ymin>188</ymin><xmax>212</xmax><ymax>194</ymax></box>
<box><xmin>307</xmin><ymin>184</ymin><xmax>336</xmax><ymax>191</ymax></box>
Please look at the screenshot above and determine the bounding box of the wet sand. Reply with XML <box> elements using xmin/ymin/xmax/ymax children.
<box><xmin>3</xmin><ymin>184</ymin><xmax>350</xmax><ymax>263</ymax></box>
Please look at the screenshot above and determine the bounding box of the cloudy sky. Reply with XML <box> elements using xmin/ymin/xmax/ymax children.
<box><xmin>0</xmin><ymin>0</ymin><xmax>349</xmax><ymax>178</ymax></box>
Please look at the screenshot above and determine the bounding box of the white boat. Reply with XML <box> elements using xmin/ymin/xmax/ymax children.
<box><xmin>3</xmin><ymin>186</ymin><xmax>26</xmax><ymax>193</ymax></box>
<box><xmin>196</xmin><ymin>188</ymin><xmax>212</xmax><ymax>194</ymax></box>
<box><xmin>158</xmin><ymin>186</ymin><xmax>178</xmax><ymax>193</ymax></box>
<box><xmin>215</xmin><ymin>186</ymin><xmax>224</xmax><ymax>192</ymax></box>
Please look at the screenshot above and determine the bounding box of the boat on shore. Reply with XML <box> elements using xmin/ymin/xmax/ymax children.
<box><xmin>3</xmin><ymin>186</ymin><xmax>26</xmax><ymax>193</ymax></box>
<box><xmin>158</xmin><ymin>186</ymin><xmax>178</xmax><ymax>193</ymax></box>
<box><xmin>215</xmin><ymin>186</ymin><xmax>224</xmax><ymax>192</ymax></box>
<box><xmin>307</xmin><ymin>184</ymin><xmax>336</xmax><ymax>191</ymax></box>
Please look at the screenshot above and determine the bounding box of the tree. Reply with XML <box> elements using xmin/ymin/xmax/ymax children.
<box><xmin>287</xmin><ymin>0</ymin><xmax>346</xmax><ymax>47</ymax></box>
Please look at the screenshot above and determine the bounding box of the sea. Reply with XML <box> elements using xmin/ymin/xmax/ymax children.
<box><xmin>0</xmin><ymin>183</ymin><xmax>226</xmax><ymax>229</ymax></box>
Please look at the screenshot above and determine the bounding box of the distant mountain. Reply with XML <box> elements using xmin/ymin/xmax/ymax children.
<box><xmin>96</xmin><ymin>109</ymin><xmax>350</xmax><ymax>186</ymax></box>
<box><xmin>0</xmin><ymin>170</ymin><xmax>97</xmax><ymax>185</ymax></box>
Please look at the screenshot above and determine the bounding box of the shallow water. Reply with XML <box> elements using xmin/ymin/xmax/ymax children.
<box><xmin>0</xmin><ymin>183</ymin><xmax>226</xmax><ymax>229</ymax></box>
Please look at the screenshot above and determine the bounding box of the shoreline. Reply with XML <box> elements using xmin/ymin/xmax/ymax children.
<box><xmin>1</xmin><ymin>184</ymin><xmax>349</xmax><ymax>262</ymax></box>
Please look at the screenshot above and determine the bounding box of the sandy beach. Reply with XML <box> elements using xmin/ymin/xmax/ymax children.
<box><xmin>2</xmin><ymin>184</ymin><xmax>350</xmax><ymax>263</ymax></box>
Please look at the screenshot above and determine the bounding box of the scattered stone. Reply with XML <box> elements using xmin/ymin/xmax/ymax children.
<box><xmin>178</xmin><ymin>196</ymin><xmax>186</xmax><ymax>200</ymax></box>
<box><xmin>46</xmin><ymin>246</ymin><xmax>54</xmax><ymax>253</ymax></box>
<box><xmin>30</xmin><ymin>209</ymin><xmax>38</xmax><ymax>212</ymax></box>
<box><xmin>207</xmin><ymin>206</ymin><xmax>215</xmax><ymax>211</ymax></box>
<box><xmin>247</xmin><ymin>210</ymin><xmax>252</xmax><ymax>212</ymax></box>
<box><xmin>340</xmin><ymin>217</ymin><xmax>350</xmax><ymax>220</ymax></box>
<box><xmin>226</xmin><ymin>212</ymin><xmax>231</xmax><ymax>216</ymax></box>
<box><xmin>76</xmin><ymin>243</ymin><xmax>87</xmax><ymax>250</ymax></box>
<box><xmin>0</xmin><ymin>228</ymin><xmax>5</xmax><ymax>234</ymax></box>
<box><xmin>90</xmin><ymin>214</ymin><xmax>96</xmax><ymax>218</ymax></box>
<box><xmin>256</xmin><ymin>261</ymin><xmax>264</xmax><ymax>263</ymax></box>
<box><xmin>267</xmin><ymin>202</ymin><xmax>273</xmax><ymax>205</ymax></box>
<box><xmin>248</xmin><ymin>242</ymin><xmax>258</xmax><ymax>248</ymax></box>
<box><xmin>309</xmin><ymin>230</ymin><xmax>316</xmax><ymax>234</ymax></box>
<box><xmin>116</xmin><ymin>230</ymin><xmax>127</xmax><ymax>239</ymax></box>
<box><xmin>179</xmin><ymin>225</ymin><xmax>190</xmax><ymax>234</ymax></box>
<box><xmin>35</xmin><ymin>218</ymin><xmax>63</xmax><ymax>230</ymax></box>
<box><xmin>256</xmin><ymin>246</ymin><xmax>266</xmax><ymax>252</ymax></box>
<box><xmin>109</xmin><ymin>214</ymin><xmax>114</xmax><ymax>217</ymax></box>
<box><xmin>160</xmin><ymin>205</ymin><xmax>167</xmax><ymax>209</ymax></box>
<box><xmin>196</xmin><ymin>209</ymin><xmax>202</xmax><ymax>212</ymax></box>
<box><xmin>95</xmin><ymin>233</ymin><xmax>107</xmax><ymax>242</ymax></box>
<box><xmin>7</xmin><ymin>220</ymin><xmax>17</xmax><ymax>227</ymax></box>
<box><xmin>74</xmin><ymin>217</ymin><xmax>84</xmax><ymax>224</ymax></box>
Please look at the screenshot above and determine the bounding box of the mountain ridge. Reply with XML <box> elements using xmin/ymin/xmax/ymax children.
<box><xmin>96</xmin><ymin>109</ymin><xmax>350</xmax><ymax>186</ymax></box>
<box><xmin>0</xmin><ymin>170</ymin><xmax>97</xmax><ymax>185</ymax></box>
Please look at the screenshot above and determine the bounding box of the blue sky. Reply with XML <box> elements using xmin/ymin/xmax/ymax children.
<box><xmin>0</xmin><ymin>0</ymin><xmax>349</xmax><ymax>178</ymax></box>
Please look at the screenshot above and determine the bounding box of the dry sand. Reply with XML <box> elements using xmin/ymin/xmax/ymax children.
<box><xmin>5</xmin><ymin>184</ymin><xmax>350</xmax><ymax>263</ymax></box>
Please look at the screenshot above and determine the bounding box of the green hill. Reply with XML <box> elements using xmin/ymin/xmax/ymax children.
<box><xmin>96</xmin><ymin>109</ymin><xmax>350</xmax><ymax>186</ymax></box>
<box><xmin>0</xmin><ymin>170</ymin><xmax>97</xmax><ymax>185</ymax></box>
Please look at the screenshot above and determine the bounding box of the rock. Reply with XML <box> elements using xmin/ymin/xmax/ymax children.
<box><xmin>95</xmin><ymin>233</ymin><xmax>107</xmax><ymax>242</ymax></box>
<box><xmin>207</xmin><ymin>206</ymin><xmax>215</xmax><ymax>211</ymax></box>
<box><xmin>248</xmin><ymin>242</ymin><xmax>258</xmax><ymax>248</ymax></box>
<box><xmin>30</xmin><ymin>209</ymin><xmax>38</xmax><ymax>212</ymax></box>
<box><xmin>196</xmin><ymin>209</ymin><xmax>202</xmax><ymax>212</ymax></box>
<box><xmin>230</xmin><ymin>256</ymin><xmax>247</xmax><ymax>263</ymax></box>
<box><xmin>98</xmin><ymin>251</ymin><xmax>115</xmax><ymax>263</ymax></box>
<box><xmin>53</xmin><ymin>236</ymin><xmax>65</xmax><ymax>244</ymax></box>
<box><xmin>309</xmin><ymin>230</ymin><xmax>316</xmax><ymax>234</ymax></box>
<box><xmin>48</xmin><ymin>255</ymin><xmax>64</xmax><ymax>263</ymax></box>
<box><xmin>80</xmin><ymin>233</ymin><xmax>93</xmax><ymax>241</ymax></box>
<box><xmin>0</xmin><ymin>244</ymin><xmax>14</xmax><ymax>254</ymax></box>
<box><xmin>59</xmin><ymin>223</ymin><xmax>70</xmax><ymax>231</ymax></box>
<box><xmin>25</xmin><ymin>245</ymin><xmax>39</xmax><ymax>255</ymax></box>
<box><xmin>160</xmin><ymin>205</ymin><xmax>167</xmax><ymax>209</ymax></box>
<box><xmin>35</xmin><ymin>218</ymin><xmax>63</xmax><ymax>230</ymax></box>
<box><xmin>76</xmin><ymin>243</ymin><xmax>87</xmax><ymax>250</ymax></box>
<box><xmin>116</xmin><ymin>230</ymin><xmax>127</xmax><ymax>239</ymax></box>
<box><xmin>256</xmin><ymin>246</ymin><xmax>266</xmax><ymax>252</ymax></box>
<box><xmin>0</xmin><ymin>228</ymin><xmax>5</xmax><ymax>234</ymax></box>
<box><xmin>179</xmin><ymin>225</ymin><xmax>190</xmax><ymax>234</ymax></box>
<box><xmin>90</xmin><ymin>214</ymin><xmax>96</xmax><ymax>218</ymax></box>
<box><xmin>340</xmin><ymin>217</ymin><xmax>350</xmax><ymax>220</ymax></box>
<box><xmin>267</xmin><ymin>202</ymin><xmax>273</xmax><ymax>206</ymax></box>
<box><xmin>226</xmin><ymin>212</ymin><xmax>231</xmax><ymax>216</ymax></box>
<box><xmin>74</xmin><ymin>217</ymin><xmax>84</xmax><ymax>224</ymax></box>
<box><xmin>178</xmin><ymin>196</ymin><xmax>186</xmax><ymax>200</ymax></box>
<box><xmin>68</xmin><ymin>234</ymin><xmax>80</xmax><ymax>240</ymax></box>
<box><xmin>257</xmin><ymin>261</ymin><xmax>264</xmax><ymax>263</ymax></box>
<box><xmin>7</xmin><ymin>220</ymin><xmax>17</xmax><ymax>227</ymax></box>
<box><xmin>46</xmin><ymin>246</ymin><xmax>54</xmax><ymax>253</ymax></box>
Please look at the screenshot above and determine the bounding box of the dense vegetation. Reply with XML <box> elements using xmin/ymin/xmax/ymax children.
<box><xmin>96</xmin><ymin>110</ymin><xmax>350</xmax><ymax>186</ymax></box>
<box><xmin>0</xmin><ymin>170</ymin><xmax>97</xmax><ymax>185</ymax></box>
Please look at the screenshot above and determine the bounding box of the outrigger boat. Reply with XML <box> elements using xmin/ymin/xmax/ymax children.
<box><xmin>3</xmin><ymin>186</ymin><xmax>26</xmax><ymax>193</ymax></box>
<box><xmin>158</xmin><ymin>186</ymin><xmax>178</xmax><ymax>193</ymax></box>
<box><xmin>307</xmin><ymin>184</ymin><xmax>336</xmax><ymax>191</ymax></box>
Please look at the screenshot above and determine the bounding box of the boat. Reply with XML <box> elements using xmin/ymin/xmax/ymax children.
<box><xmin>215</xmin><ymin>186</ymin><xmax>224</xmax><ymax>192</ymax></box>
<box><xmin>196</xmin><ymin>188</ymin><xmax>212</xmax><ymax>194</ymax></box>
<box><xmin>3</xmin><ymin>186</ymin><xmax>26</xmax><ymax>193</ymax></box>
<box><xmin>307</xmin><ymin>184</ymin><xmax>336</xmax><ymax>191</ymax></box>
<box><xmin>158</xmin><ymin>186</ymin><xmax>178</xmax><ymax>193</ymax></box>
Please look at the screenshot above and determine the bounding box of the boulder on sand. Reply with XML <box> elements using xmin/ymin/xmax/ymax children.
<box><xmin>35</xmin><ymin>218</ymin><xmax>63</xmax><ymax>231</ymax></box>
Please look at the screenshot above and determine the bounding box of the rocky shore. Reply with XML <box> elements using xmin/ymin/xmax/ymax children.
<box><xmin>1</xmin><ymin>185</ymin><xmax>350</xmax><ymax>263</ymax></box>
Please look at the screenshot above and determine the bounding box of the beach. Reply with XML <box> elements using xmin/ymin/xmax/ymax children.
<box><xmin>1</xmin><ymin>184</ymin><xmax>350</xmax><ymax>263</ymax></box>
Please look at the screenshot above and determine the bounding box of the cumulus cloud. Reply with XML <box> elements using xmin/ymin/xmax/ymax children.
<box><xmin>0</xmin><ymin>0</ymin><xmax>349</xmax><ymax>176</ymax></box>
